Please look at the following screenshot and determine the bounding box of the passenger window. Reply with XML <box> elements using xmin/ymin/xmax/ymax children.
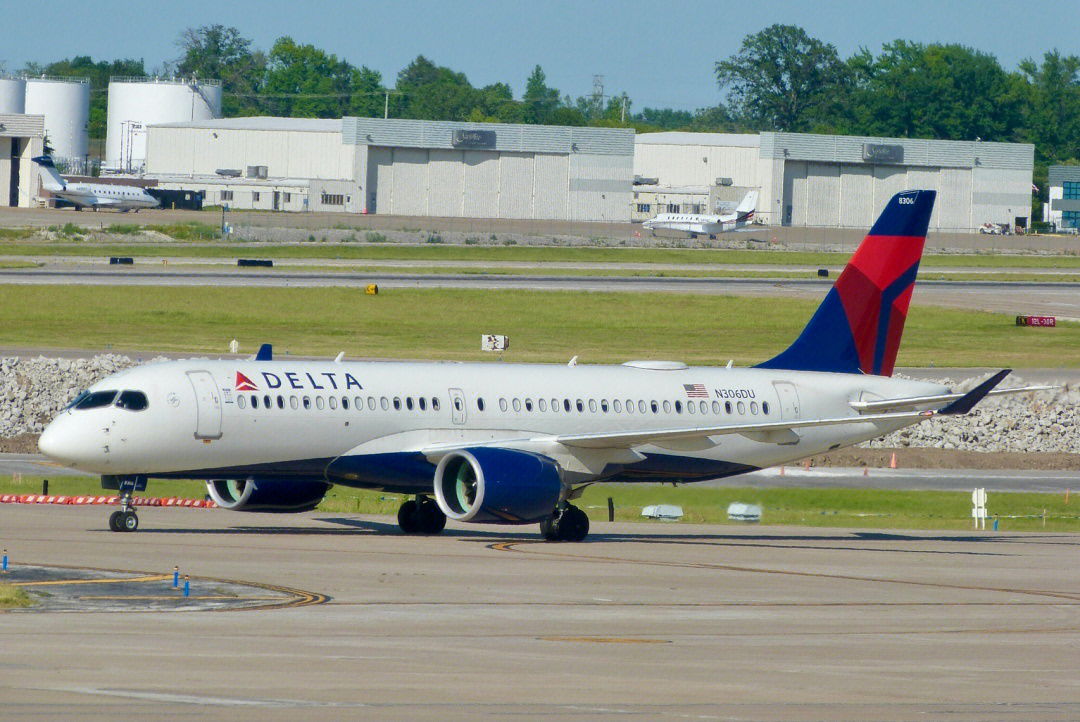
<box><xmin>380</xmin><ymin>397</ymin><xmax>388</xmax><ymax>410</ymax></box>
<box><xmin>651</xmin><ymin>401</ymin><xmax>659</xmax><ymax>414</ymax></box>
<box><xmin>550</xmin><ymin>398</ymin><xmax>558</xmax><ymax>412</ymax></box>
<box><xmin>525</xmin><ymin>398</ymin><xmax>533</xmax><ymax>412</ymax></box>
<box><xmin>419</xmin><ymin>397</ymin><xmax>426</xmax><ymax>411</ymax></box>
<box><xmin>687</xmin><ymin>401</ymin><xmax>695</xmax><ymax>414</ymax></box>
<box><xmin>329</xmin><ymin>396</ymin><xmax>338</xmax><ymax>410</ymax></box>
<box><xmin>316</xmin><ymin>396</ymin><xmax>325</xmax><ymax>410</ymax></box>
<box><xmin>762</xmin><ymin>401</ymin><xmax>770</xmax><ymax>415</ymax></box>
<box><xmin>238</xmin><ymin>395</ymin><xmax>247</xmax><ymax>409</ymax></box>
<box><xmin>263</xmin><ymin>394</ymin><xmax>271</xmax><ymax>409</ymax></box>
<box><xmin>700</xmin><ymin>400</ymin><xmax>708</xmax><ymax>414</ymax></box>
<box><xmin>662</xmin><ymin>400</ymin><xmax>671</xmax><ymax>413</ymax></box>
<box><xmin>601</xmin><ymin>399</ymin><xmax>608</xmax><ymax>413</ymax></box>
<box><xmin>303</xmin><ymin>396</ymin><xmax>311</xmax><ymax>410</ymax></box>
<box><xmin>613</xmin><ymin>399</ymin><xmax>622</xmax><ymax>413</ymax></box>
<box><xmin>625</xmin><ymin>398</ymin><xmax>633</xmax><ymax>412</ymax></box>
<box><xmin>576</xmin><ymin>399</ymin><xmax>584</xmax><ymax>412</ymax></box>
<box><xmin>116</xmin><ymin>390</ymin><xmax>148</xmax><ymax>411</ymax></box>
<box><xmin>512</xmin><ymin>398</ymin><xmax>521</xmax><ymax>412</ymax></box>
<box><xmin>393</xmin><ymin>397</ymin><xmax>401</xmax><ymax>411</ymax></box>
<box><xmin>563</xmin><ymin>399</ymin><xmax>571</xmax><ymax>412</ymax></box>
<box><xmin>432</xmin><ymin>397</ymin><xmax>440</xmax><ymax>411</ymax></box>
<box><xmin>737</xmin><ymin>401</ymin><xmax>745</xmax><ymax>414</ymax></box>
<box><xmin>588</xmin><ymin>399</ymin><xmax>597</xmax><ymax>413</ymax></box>
<box><xmin>750</xmin><ymin>401</ymin><xmax>759</xmax><ymax>415</ymax></box>
<box><xmin>277</xmin><ymin>395</ymin><xmax>285</xmax><ymax>409</ymax></box>
<box><xmin>638</xmin><ymin>400</ymin><xmax>646</xmax><ymax>413</ymax></box>
<box><xmin>499</xmin><ymin>398</ymin><xmax>507</xmax><ymax>412</ymax></box>
<box><xmin>674</xmin><ymin>400</ymin><xmax>682</xmax><ymax>414</ymax></box>
<box><xmin>342</xmin><ymin>397</ymin><xmax>349</xmax><ymax>410</ymax></box>
<box><xmin>724</xmin><ymin>401</ymin><xmax>732</xmax><ymax>414</ymax></box>
<box><xmin>354</xmin><ymin>396</ymin><xmax>362</xmax><ymax>410</ymax></box>
<box><xmin>290</xmin><ymin>396</ymin><xmax>299</xmax><ymax>410</ymax></box>
<box><xmin>477</xmin><ymin>398</ymin><xmax>485</xmax><ymax>411</ymax></box>
<box><xmin>369</xmin><ymin>397</ymin><xmax>377</xmax><ymax>410</ymax></box>
<box><xmin>539</xmin><ymin>398</ymin><xmax>547</xmax><ymax>412</ymax></box>
<box><xmin>251</xmin><ymin>395</ymin><xmax>259</xmax><ymax>409</ymax></box>
<box><xmin>406</xmin><ymin>397</ymin><xmax>413</xmax><ymax>411</ymax></box>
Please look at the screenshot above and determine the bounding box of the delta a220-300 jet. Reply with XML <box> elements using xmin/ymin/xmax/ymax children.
<box><xmin>39</xmin><ymin>190</ymin><xmax>1044</xmax><ymax>539</ymax></box>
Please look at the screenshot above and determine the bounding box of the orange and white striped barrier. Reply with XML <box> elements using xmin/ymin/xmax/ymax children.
<box><xmin>0</xmin><ymin>495</ymin><xmax>215</xmax><ymax>509</ymax></box>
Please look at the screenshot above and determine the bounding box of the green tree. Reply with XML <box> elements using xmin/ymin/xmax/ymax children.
<box><xmin>262</xmin><ymin>37</ymin><xmax>353</xmax><ymax>118</ymax></box>
<box><xmin>1018</xmin><ymin>51</ymin><xmax>1080</xmax><ymax>163</ymax></box>
<box><xmin>715</xmin><ymin>24</ymin><xmax>850</xmax><ymax>132</ymax></box>
<box><xmin>393</xmin><ymin>55</ymin><xmax>477</xmax><ymax>120</ymax></box>
<box><xmin>174</xmin><ymin>24</ymin><xmax>265</xmax><ymax>116</ymax></box>
<box><xmin>348</xmin><ymin>66</ymin><xmax>386</xmax><ymax>118</ymax></box>
<box><xmin>522</xmin><ymin>65</ymin><xmax>559</xmax><ymax>124</ymax></box>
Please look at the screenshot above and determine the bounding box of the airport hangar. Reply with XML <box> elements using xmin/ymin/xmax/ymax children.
<box><xmin>0</xmin><ymin>113</ymin><xmax>45</xmax><ymax>208</ymax></box>
<box><xmin>633</xmin><ymin>131</ymin><xmax>1035</xmax><ymax>232</ymax></box>
<box><xmin>144</xmin><ymin>117</ymin><xmax>635</xmax><ymax>221</ymax></box>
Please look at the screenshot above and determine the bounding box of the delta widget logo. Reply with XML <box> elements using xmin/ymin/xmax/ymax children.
<box><xmin>235</xmin><ymin>371</ymin><xmax>258</xmax><ymax>391</ymax></box>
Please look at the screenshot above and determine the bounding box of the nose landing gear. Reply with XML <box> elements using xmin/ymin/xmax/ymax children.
<box><xmin>103</xmin><ymin>475</ymin><xmax>145</xmax><ymax>532</ymax></box>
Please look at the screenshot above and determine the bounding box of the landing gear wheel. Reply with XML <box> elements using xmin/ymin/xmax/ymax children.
<box><xmin>397</xmin><ymin>500</ymin><xmax>420</xmax><ymax>534</ymax></box>
<box><xmin>109</xmin><ymin>510</ymin><xmax>123</xmax><ymax>532</ymax></box>
<box><xmin>540</xmin><ymin>505</ymin><xmax>589</xmax><ymax>542</ymax></box>
<box><xmin>416</xmin><ymin>498</ymin><xmax>446</xmax><ymax>535</ymax></box>
<box><xmin>121</xmin><ymin>511</ymin><xmax>139</xmax><ymax>532</ymax></box>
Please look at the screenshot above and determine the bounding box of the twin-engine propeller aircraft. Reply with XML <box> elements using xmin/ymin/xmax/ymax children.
<box><xmin>33</xmin><ymin>155</ymin><xmax>159</xmax><ymax>212</ymax></box>
<box><xmin>642</xmin><ymin>189</ymin><xmax>758</xmax><ymax>238</ymax></box>
<box><xmin>39</xmin><ymin>190</ymin><xmax>1045</xmax><ymax>539</ymax></box>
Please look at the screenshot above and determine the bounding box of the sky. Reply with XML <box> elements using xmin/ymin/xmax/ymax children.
<box><xmin>5</xmin><ymin>0</ymin><xmax>1079</xmax><ymax>112</ymax></box>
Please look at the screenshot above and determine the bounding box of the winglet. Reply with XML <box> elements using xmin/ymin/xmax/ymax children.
<box><xmin>255</xmin><ymin>343</ymin><xmax>273</xmax><ymax>361</ymax></box>
<box><xmin>938</xmin><ymin>370</ymin><xmax>1010</xmax><ymax>415</ymax></box>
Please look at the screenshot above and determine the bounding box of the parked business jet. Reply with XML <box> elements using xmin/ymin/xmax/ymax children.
<box><xmin>38</xmin><ymin>190</ymin><xmax>1045</xmax><ymax>539</ymax></box>
<box><xmin>33</xmin><ymin>155</ymin><xmax>159</xmax><ymax>212</ymax></box>
<box><xmin>642</xmin><ymin>190</ymin><xmax>758</xmax><ymax>238</ymax></box>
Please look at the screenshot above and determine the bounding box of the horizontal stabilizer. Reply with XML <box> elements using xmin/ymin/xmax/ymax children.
<box><xmin>938</xmin><ymin>369</ymin><xmax>1010</xmax><ymax>415</ymax></box>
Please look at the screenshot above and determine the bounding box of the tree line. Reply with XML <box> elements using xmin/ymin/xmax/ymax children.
<box><xmin>21</xmin><ymin>23</ymin><xmax>1080</xmax><ymax>201</ymax></box>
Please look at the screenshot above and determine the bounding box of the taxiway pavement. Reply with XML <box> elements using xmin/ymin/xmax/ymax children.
<box><xmin>1</xmin><ymin>503</ymin><xmax>1079</xmax><ymax>720</ymax></box>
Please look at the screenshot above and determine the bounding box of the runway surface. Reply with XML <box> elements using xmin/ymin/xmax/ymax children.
<box><xmin>2</xmin><ymin>266</ymin><xmax>1079</xmax><ymax>317</ymax></box>
<box><xmin>2</xmin><ymin>503</ymin><xmax>1079</xmax><ymax>720</ymax></box>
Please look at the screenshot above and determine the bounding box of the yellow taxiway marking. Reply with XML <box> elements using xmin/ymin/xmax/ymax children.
<box><xmin>9</xmin><ymin>574</ymin><xmax>170</xmax><ymax>587</ymax></box>
<box><xmin>77</xmin><ymin>595</ymin><xmax>281</xmax><ymax>601</ymax></box>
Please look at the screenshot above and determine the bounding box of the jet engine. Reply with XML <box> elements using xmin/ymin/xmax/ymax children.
<box><xmin>433</xmin><ymin>447</ymin><xmax>563</xmax><ymax>524</ymax></box>
<box><xmin>206</xmin><ymin>478</ymin><xmax>329</xmax><ymax>512</ymax></box>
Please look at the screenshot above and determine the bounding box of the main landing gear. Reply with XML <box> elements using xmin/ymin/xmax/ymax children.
<box><xmin>540</xmin><ymin>504</ymin><xmax>589</xmax><ymax>542</ymax></box>
<box><xmin>397</xmin><ymin>496</ymin><xmax>447</xmax><ymax>535</ymax></box>
<box><xmin>104</xmin><ymin>475</ymin><xmax>143</xmax><ymax>532</ymax></box>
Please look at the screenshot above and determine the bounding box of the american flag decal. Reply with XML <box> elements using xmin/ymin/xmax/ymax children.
<box><xmin>683</xmin><ymin>383</ymin><xmax>708</xmax><ymax>398</ymax></box>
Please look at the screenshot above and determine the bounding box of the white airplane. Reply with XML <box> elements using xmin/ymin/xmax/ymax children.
<box><xmin>38</xmin><ymin>190</ymin><xmax>1046</xmax><ymax>539</ymax></box>
<box><xmin>642</xmin><ymin>190</ymin><xmax>758</xmax><ymax>238</ymax></box>
<box><xmin>33</xmin><ymin>155</ymin><xmax>159</xmax><ymax>212</ymax></box>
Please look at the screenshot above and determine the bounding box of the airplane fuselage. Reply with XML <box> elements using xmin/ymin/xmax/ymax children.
<box><xmin>40</xmin><ymin>358</ymin><xmax>946</xmax><ymax>489</ymax></box>
<box><xmin>53</xmin><ymin>181</ymin><xmax>159</xmax><ymax>211</ymax></box>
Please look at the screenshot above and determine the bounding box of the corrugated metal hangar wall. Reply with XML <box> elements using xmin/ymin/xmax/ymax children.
<box><xmin>344</xmin><ymin>119</ymin><xmax>633</xmax><ymax>221</ymax></box>
<box><xmin>634</xmin><ymin>132</ymin><xmax>1034</xmax><ymax>231</ymax></box>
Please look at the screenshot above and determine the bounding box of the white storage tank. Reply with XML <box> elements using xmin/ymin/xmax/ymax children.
<box><xmin>0</xmin><ymin>76</ymin><xmax>26</xmax><ymax>114</ymax></box>
<box><xmin>105</xmin><ymin>77</ymin><xmax>222</xmax><ymax>172</ymax></box>
<box><xmin>24</xmin><ymin>77</ymin><xmax>90</xmax><ymax>162</ymax></box>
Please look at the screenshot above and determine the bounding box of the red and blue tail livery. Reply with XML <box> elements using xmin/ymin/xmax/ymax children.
<box><xmin>758</xmin><ymin>190</ymin><xmax>936</xmax><ymax>377</ymax></box>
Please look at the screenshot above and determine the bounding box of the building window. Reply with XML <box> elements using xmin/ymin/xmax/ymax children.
<box><xmin>220</xmin><ymin>190</ymin><xmax>233</xmax><ymax>201</ymax></box>
<box><xmin>636</xmin><ymin>203</ymin><xmax>650</xmax><ymax>213</ymax></box>
<box><xmin>667</xmin><ymin>203</ymin><xmax>679</xmax><ymax>213</ymax></box>
<box><xmin>1064</xmin><ymin>211</ymin><xmax>1080</xmax><ymax>229</ymax></box>
<box><xmin>1064</xmin><ymin>182</ymin><xmax>1080</xmax><ymax>200</ymax></box>
<box><xmin>252</xmin><ymin>192</ymin><xmax>260</xmax><ymax>202</ymax></box>
<box><xmin>321</xmin><ymin>193</ymin><xmax>344</xmax><ymax>206</ymax></box>
<box><xmin>283</xmin><ymin>192</ymin><xmax>291</xmax><ymax>203</ymax></box>
<box><xmin>689</xmin><ymin>204</ymin><xmax>702</xmax><ymax>214</ymax></box>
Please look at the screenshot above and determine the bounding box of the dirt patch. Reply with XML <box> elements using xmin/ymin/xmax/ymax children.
<box><xmin>0</xmin><ymin>434</ymin><xmax>41</xmax><ymax>454</ymax></box>
<box><xmin>812</xmin><ymin>447</ymin><xmax>1080</xmax><ymax>471</ymax></box>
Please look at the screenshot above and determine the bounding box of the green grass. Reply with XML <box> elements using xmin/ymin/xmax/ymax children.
<box><xmin>1</xmin><ymin>476</ymin><xmax>1073</xmax><ymax>532</ymax></box>
<box><xmin>3</xmin><ymin>240</ymin><xmax>1080</xmax><ymax>268</ymax></box>
<box><xmin>0</xmin><ymin>583</ymin><xmax>33</xmax><ymax>610</ymax></box>
<box><xmin>0</xmin><ymin>228</ymin><xmax>35</xmax><ymax>240</ymax></box>
<box><xmin>0</xmin><ymin>284</ymin><xmax>1077</xmax><ymax>367</ymax></box>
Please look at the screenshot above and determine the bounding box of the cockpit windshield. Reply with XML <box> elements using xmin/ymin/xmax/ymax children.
<box><xmin>116</xmin><ymin>390</ymin><xmax>149</xmax><ymax>411</ymax></box>
<box><xmin>71</xmin><ymin>390</ymin><xmax>118</xmax><ymax>410</ymax></box>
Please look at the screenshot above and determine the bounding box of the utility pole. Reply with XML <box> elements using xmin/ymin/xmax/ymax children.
<box><xmin>384</xmin><ymin>91</ymin><xmax>389</xmax><ymax>119</ymax></box>
<box><xmin>621</xmin><ymin>94</ymin><xmax>627</xmax><ymax>124</ymax></box>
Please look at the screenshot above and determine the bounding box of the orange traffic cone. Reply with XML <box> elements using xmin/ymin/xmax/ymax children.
<box><xmin>889</xmin><ymin>452</ymin><xmax>897</xmax><ymax>469</ymax></box>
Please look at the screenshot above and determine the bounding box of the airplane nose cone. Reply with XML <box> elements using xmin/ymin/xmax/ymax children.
<box><xmin>38</xmin><ymin>420</ymin><xmax>64</xmax><ymax>461</ymax></box>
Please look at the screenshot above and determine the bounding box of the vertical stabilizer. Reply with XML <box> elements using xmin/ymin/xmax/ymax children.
<box><xmin>756</xmin><ymin>190</ymin><xmax>936</xmax><ymax>376</ymax></box>
<box><xmin>31</xmin><ymin>156</ymin><xmax>66</xmax><ymax>192</ymax></box>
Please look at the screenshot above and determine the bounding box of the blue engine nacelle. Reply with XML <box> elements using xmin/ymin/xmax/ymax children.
<box><xmin>206</xmin><ymin>478</ymin><xmax>329</xmax><ymax>512</ymax></box>
<box><xmin>433</xmin><ymin>448</ymin><xmax>563</xmax><ymax>524</ymax></box>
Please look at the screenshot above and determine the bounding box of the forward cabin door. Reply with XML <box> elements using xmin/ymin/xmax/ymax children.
<box><xmin>773</xmin><ymin>382</ymin><xmax>801</xmax><ymax>419</ymax></box>
<box><xmin>187</xmin><ymin>371</ymin><xmax>223</xmax><ymax>439</ymax></box>
<box><xmin>449</xmin><ymin>388</ymin><xmax>466</xmax><ymax>425</ymax></box>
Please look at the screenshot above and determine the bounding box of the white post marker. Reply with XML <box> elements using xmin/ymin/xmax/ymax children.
<box><xmin>229</xmin><ymin>339</ymin><xmax>239</xmax><ymax>354</ymax></box>
<box><xmin>972</xmin><ymin>488</ymin><xmax>988</xmax><ymax>530</ymax></box>
<box><xmin>481</xmin><ymin>335</ymin><xmax>509</xmax><ymax>352</ymax></box>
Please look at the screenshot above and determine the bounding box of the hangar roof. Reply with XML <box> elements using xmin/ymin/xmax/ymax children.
<box><xmin>151</xmin><ymin>117</ymin><xmax>342</xmax><ymax>132</ymax></box>
<box><xmin>636</xmin><ymin>132</ymin><xmax>760</xmax><ymax>148</ymax></box>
